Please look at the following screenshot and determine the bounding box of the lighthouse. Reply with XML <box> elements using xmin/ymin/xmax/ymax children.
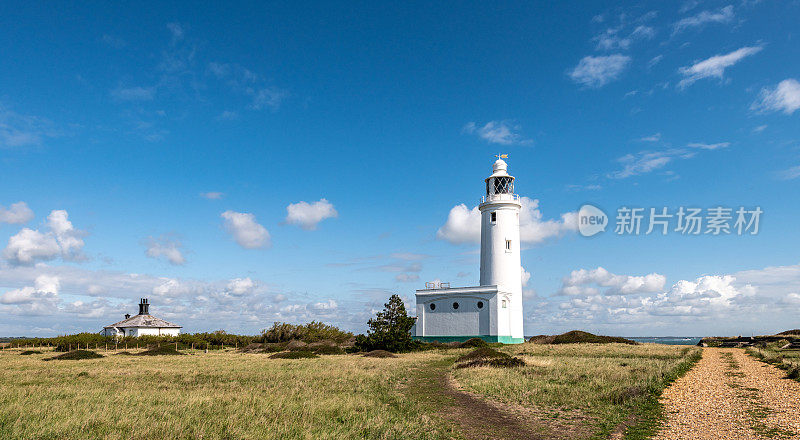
<box><xmin>414</xmin><ymin>156</ymin><xmax>525</xmax><ymax>343</ymax></box>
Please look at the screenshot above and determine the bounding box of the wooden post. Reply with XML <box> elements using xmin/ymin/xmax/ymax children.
<box><xmin>175</xmin><ymin>342</ymin><xmax>178</xmax><ymax>351</ymax></box>
<box><xmin>191</xmin><ymin>343</ymin><xmax>194</xmax><ymax>351</ymax></box>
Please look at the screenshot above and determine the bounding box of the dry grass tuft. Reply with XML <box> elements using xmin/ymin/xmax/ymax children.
<box><xmin>362</xmin><ymin>350</ymin><xmax>397</xmax><ymax>358</ymax></box>
<box><xmin>135</xmin><ymin>346</ymin><xmax>185</xmax><ymax>356</ymax></box>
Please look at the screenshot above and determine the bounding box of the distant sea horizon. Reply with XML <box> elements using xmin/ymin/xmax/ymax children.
<box><xmin>627</xmin><ymin>337</ymin><xmax>702</xmax><ymax>345</ymax></box>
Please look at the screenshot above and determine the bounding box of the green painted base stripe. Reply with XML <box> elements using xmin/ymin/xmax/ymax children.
<box><xmin>414</xmin><ymin>335</ymin><xmax>525</xmax><ymax>344</ymax></box>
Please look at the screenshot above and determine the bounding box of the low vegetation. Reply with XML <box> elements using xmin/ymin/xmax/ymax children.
<box><xmin>44</xmin><ymin>350</ymin><xmax>105</xmax><ymax>361</ymax></box>
<box><xmin>528</xmin><ymin>330</ymin><xmax>638</xmax><ymax>345</ymax></box>
<box><xmin>455</xmin><ymin>347</ymin><xmax>526</xmax><ymax>369</ymax></box>
<box><xmin>354</xmin><ymin>294</ymin><xmax>419</xmax><ymax>353</ymax></box>
<box><xmin>269</xmin><ymin>350</ymin><xmax>319</xmax><ymax>359</ymax></box>
<box><xmin>0</xmin><ymin>348</ymin><xmax>457</xmax><ymax>439</ymax></box>
<box><xmin>746</xmin><ymin>342</ymin><xmax>800</xmax><ymax>381</ymax></box>
<box><xmin>452</xmin><ymin>343</ymin><xmax>701</xmax><ymax>439</ymax></box>
<box><xmin>259</xmin><ymin>321</ymin><xmax>353</xmax><ymax>344</ymax></box>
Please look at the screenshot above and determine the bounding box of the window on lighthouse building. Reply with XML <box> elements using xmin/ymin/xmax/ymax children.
<box><xmin>505</xmin><ymin>239</ymin><xmax>512</xmax><ymax>251</ymax></box>
<box><xmin>491</xmin><ymin>212</ymin><xmax>496</xmax><ymax>223</ymax></box>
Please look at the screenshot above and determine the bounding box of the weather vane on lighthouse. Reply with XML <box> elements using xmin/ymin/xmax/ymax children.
<box><xmin>495</xmin><ymin>153</ymin><xmax>508</xmax><ymax>160</ymax></box>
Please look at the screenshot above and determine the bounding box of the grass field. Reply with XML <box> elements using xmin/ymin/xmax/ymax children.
<box><xmin>746</xmin><ymin>343</ymin><xmax>800</xmax><ymax>381</ymax></box>
<box><xmin>0</xmin><ymin>343</ymin><xmax>700</xmax><ymax>440</ymax></box>
<box><xmin>0</xmin><ymin>348</ymin><xmax>459</xmax><ymax>440</ymax></box>
<box><xmin>453</xmin><ymin>343</ymin><xmax>701</xmax><ymax>439</ymax></box>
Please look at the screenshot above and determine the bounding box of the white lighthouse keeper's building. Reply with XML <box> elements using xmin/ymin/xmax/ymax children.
<box><xmin>414</xmin><ymin>156</ymin><xmax>525</xmax><ymax>344</ymax></box>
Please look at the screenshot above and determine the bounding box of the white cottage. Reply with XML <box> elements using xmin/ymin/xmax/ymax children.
<box><xmin>101</xmin><ymin>298</ymin><xmax>182</xmax><ymax>337</ymax></box>
<box><xmin>414</xmin><ymin>156</ymin><xmax>525</xmax><ymax>344</ymax></box>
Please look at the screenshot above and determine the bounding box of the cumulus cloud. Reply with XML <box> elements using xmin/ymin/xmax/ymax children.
<box><xmin>221</xmin><ymin>211</ymin><xmax>270</xmax><ymax>248</ymax></box>
<box><xmin>557</xmin><ymin>267</ymin><xmax>666</xmax><ymax>296</ymax></box>
<box><xmin>285</xmin><ymin>199</ymin><xmax>338</xmax><ymax>230</ymax></box>
<box><xmin>462</xmin><ymin>121</ymin><xmax>532</xmax><ymax>145</ymax></box>
<box><xmin>0</xmin><ymin>274</ymin><xmax>60</xmax><ymax>304</ymax></box>
<box><xmin>226</xmin><ymin>277</ymin><xmax>256</xmax><ymax>296</ymax></box>
<box><xmin>395</xmin><ymin>273</ymin><xmax>420</xmax><ymax>282</ymax></box>
<box><xmin>673</xmin><ymin>5</ymin><xmax>734</xmax><ymax>34</ymax></box>
<box><xmin>0</xmin><ymin>201</ymin><xmax>34</xmax><ymax>224</ymax></box>
<box><xmin>678</xmin><ymin>46</ymin><xmax>762</xmax><ymax>88</ymax></box>
<box><xmin>569</xmin><ymin>54</ymin><xmax>631</xmax><ymax>88</ymax></box>
<box><xmin>752</xmin><ymin>79</ymin><xmax>800</xmax><ymax>115</ymax></box>
<box><xmin>3</xmin><ymin>210</ymin><xmax>85</xmax><ymax>264</ymax></box>
<box><xmin>436</xmin><ymin>197</ymin><xmax>577</xmax><ymax>245</ymax></box>
<box><xmin>145</xmin><ymin>236</ymin><xmax>186</xmax><ymax>265</ymax></box>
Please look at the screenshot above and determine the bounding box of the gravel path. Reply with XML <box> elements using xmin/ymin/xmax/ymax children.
<box><xmin>655</xmin><ymin>348</ymin><xmax>800</xmax><ymax>440</ymax></box>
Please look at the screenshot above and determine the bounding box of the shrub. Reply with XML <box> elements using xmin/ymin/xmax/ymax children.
<box><xmin>45</xmin><ymin>350</ymin><xmax>104</xmax><ymax>361</ymax></box>
<box><xmin>354</xmin><ymin>294</ymin><xmax>419</xmax><ymax>353</ymax></box>
<box><xmin>261</xmin><ymin>321</ymin><xmax>353</xmax><ymax>344</ymax></box>
<box><xmin>551</xmin><ymin>330</ymin><xmax>637</xmax><ymax>345</ymax></box>
<box><xmin>459</xmin><ymin>338</ymin><xmax>489</xmax><ymax>348</ymax></box>
<box><xmin>20</xmin><ymin>350</ymin><xmax>42</xmax><ymax>355</ymax></box>
<box><xmin>269</xmin><ymin>350</ymin><xmax>318</xmax><ymax>359</ymax></box>
<box><xmin>456</xmin><ymin>357</ymin><xmax>526</xmax><ymax>369</ymax></box>
<box><xmin>312</xmin><ymin>345</ymin><xmax>345</xmax><ymax>355</ymax></box>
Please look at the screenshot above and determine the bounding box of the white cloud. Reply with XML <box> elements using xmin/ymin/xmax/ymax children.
<box><xmin>110</xmin><ymin>86</ymin><xmax>155</xmax><ymax>101</ymax></box>
<box><xmin>0</xmin><ymin>274</ymin><xmax>60</xmax><ymax>304</ymax></box>
<box><xmin>3</xmin><ymin>210</ymin><xmax>85</xmax><ymax>264</ymax></box>
<box><xmin>285</xmin><ymin>199</ymin><xmax>338</xmax><ymax>230</ymax></box>
<box><xmin>778</xmin><ymin>166</ymin><xmax>800</xmax><ymax>181</ymax></box>
<box><xmin>0</xmin><ymin>202</ymin><xmax>34</xmax><ymax>224</ymax></box>
<box><xmin>436</xmin><ymin>197</ymin><xmax>577</xmax><ymax>245</ymax></box>
<box><xmin>395</xmin><ymin>273</ymin><xmax>420</xmax><ymax>283</ymax></box>
<box><xmin>221</xmin><ymin>211</ymin><xmax>270</xmax><ymax>249</ymax></box>
<box><xmin>569</xmin><ymin>55</ymin><xmax>631</xmax><ymax>88</ymax></box>
<box><xmin>638</xmin><ymin>133</ymin><xmax>661</xmax><ymax>142</ymax></box>
<box><xmin>462</xmin><ymin>121</ymin><xmax>531</xmax><ymax>145</ymax></box>
<box><xmin>251</xmin><ymin>87</ymin><xmax>289</xmax><ymax>111</ymax></box>
<box><xmin>0</xmin><ymin>105</ymin><xmax>60</xmax><ymax>148</ymax></box>
<box><xmin>226</xmin><ymin>277</ymin><xmax>256</xmax><ymax>296</ymax></box>
<box><xmin>752</xmin><ymin>79</ymin><xmax>800</xmax><ymax>115</ymax></box>
<box><xmin>200</xmin><ymin>191</ymin><xmax>224</xmax><ymax>200</ymax></box>
<box><xmin>609</xmin><ymin>142</ymin><xmax>727</xmax><ymax>179</ymax></box>
<box><xmin>687</xmin><ymin>142</ymin><xmax>730</xmax><ymax>150</ymax></box>
<box><xmin>558</xmin><ymin>267</ymin><xmax>666</xmax><ymax>296</ymax></box>
<box><xmin>595</xmin><ymin>25</ymin><xmax>655</xmax><ymax>51</ymax></box>
<box><xmin>678</xmin><ymin>46</ymin><xmax>762</xmax><ymax>88</ymax></box>
<box><xmin>145</xmin><ymin>236</ymin><xmax>186</xmax><ymax>265</ymax></box>
<box><xmin>167</xmin><ymin>23</ymin><xmax>185</xmax><ymax>41</ymax></box>
<box><xmin>673</xmin><ymin>5</ymin><xmax>734</xmax><ymax>34</ymax></box>
<box><xmin>521</xmin><ymin>267</ymin><xmax>531</xmax><ymax>286</ymax></box>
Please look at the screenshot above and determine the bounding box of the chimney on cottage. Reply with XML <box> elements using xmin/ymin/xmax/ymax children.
<box><xmin>138</xmin><ymin>298</ymin><xmax>150</xmax><ymax>315</ymax></box>
<box><xmin>125</xmin><ymin>313</ymin><xmax>131</xmax><ymax>319</ymax></box>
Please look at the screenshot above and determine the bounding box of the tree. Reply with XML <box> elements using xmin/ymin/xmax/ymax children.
<box><xmin>354</xmin><ymin>294</ymin><xmax>418</xmax><ymax>352</ymax></box>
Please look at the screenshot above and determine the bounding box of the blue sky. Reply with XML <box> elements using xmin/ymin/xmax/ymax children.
<box><xmin>1</xmin><ymin>1</ymin><xmax>799</xmax><ymax>337</ymax></box>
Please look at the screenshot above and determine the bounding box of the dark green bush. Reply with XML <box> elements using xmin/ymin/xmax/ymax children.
<box><xmin>354</xmin><ymin>295</ymin><xmax>419</xmax><ymax>353</ymax></box>
<box><xmin>20</xmin><ymin>350</ymin><xmax>42</xmax><ymax>355</ymax></box>
<box><xmin>44</xmin><ymin>350</ymin><xmax>104</xmax><ymax>361</ymax></box>
<box><xmin>269</xmin><ymin>350</ymin><xmax>318</xmax><ymax>359</ymax></box>
<box><xmin>260</xmin><ymin>321</ymin><xmax>353</xmax><ymax>344</ymax></box>
<box><xmin>456</xmin><ymin>347</ymin><xmax>509</xmax><ymax>363</ymax></box>
<box><xmin>459</xmin><ymin>338</ymin><xmax>489</xmax><ymax>348</ymax></box>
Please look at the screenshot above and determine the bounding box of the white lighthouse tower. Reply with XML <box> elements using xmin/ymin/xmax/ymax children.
<box><xmin>414</xmin><ymin>155</ymin><xmax>525</xmax><ymax>344</ymax></box>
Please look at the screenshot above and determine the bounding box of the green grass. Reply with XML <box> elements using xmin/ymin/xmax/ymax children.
<box><xmin>1</xmin><ymin>343</ymin><xmax>702</xmax><ymax>439</ymax></box>
<box><xmin>746</xmin><ymin>343</ymin><xmax>800</xmax><ymax>382</ymax></box>
<box><xmin>0</xmin><ymin>349</ymin><xmax>456</xmax><ymax>440</ymax></box>
<box><xmin>452</xmin><ymin>343</ymin><xmax>701</xmax><ymax>439</ymax></box>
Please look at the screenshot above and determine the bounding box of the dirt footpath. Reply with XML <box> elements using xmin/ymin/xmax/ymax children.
<box><xmin>655</xmin><ymin>348</ymin><xmax>800</xmax><ymax>440</ymax></box>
